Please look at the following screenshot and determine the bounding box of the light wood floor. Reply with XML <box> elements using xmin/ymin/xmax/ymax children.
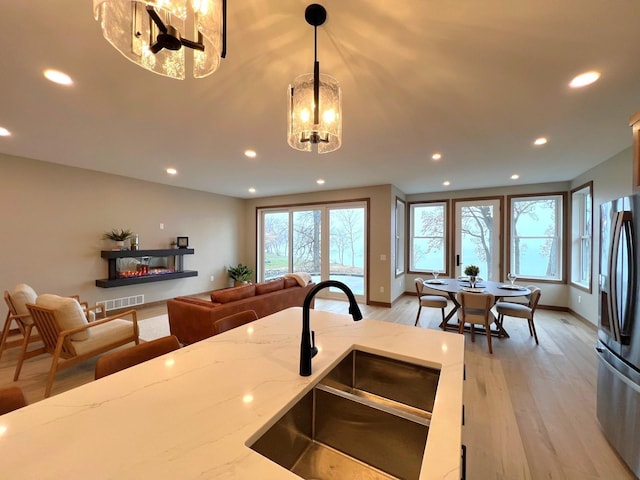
<box><xmin>0</xmin><ymin>296</ymin><xmax>635</xmax><ymax>479</ymax></box>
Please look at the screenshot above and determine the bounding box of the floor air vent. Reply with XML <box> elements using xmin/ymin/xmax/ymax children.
<box><xmin>98</xmin><ymin>295</ymin><xmax>144</xmax><ymax>312</ymax></box>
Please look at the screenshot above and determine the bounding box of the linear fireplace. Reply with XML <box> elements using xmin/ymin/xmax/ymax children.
<box><xmin>96</xmin><ymin>248</ymin><xmax>198</xmax><ymax>288</ymax></box>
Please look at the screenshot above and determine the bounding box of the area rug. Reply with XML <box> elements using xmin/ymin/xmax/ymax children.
<box><xmin>137</xmin><ymin>314</ymin><xmax>171</xmax><ymax>342</ymax></box>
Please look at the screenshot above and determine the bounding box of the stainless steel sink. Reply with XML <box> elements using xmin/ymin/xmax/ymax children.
<box><xmin>249</xmin><ymin>349</ymin><xmax>440</xmax><ymax>480</ymax></box>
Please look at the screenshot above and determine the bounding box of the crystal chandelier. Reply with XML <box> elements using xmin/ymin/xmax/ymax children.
<box><xmin>93</xmin><ymin>0</ymin><xmax>226</xmax><ymax>80</ymax></box>
<box><xmin>288</xmin><ymin>4</ymin><xmax>342</xmax><ymax>154</ymax></box>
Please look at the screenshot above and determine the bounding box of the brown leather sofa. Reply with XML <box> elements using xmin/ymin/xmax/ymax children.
<box><xmin>167</xmin><ymin>277</ymin><xmax>315</xmax><ymax>345</ymax></box>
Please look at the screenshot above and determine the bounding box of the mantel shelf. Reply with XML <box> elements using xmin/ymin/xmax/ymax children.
<box><xmin>101</xmin><ymin>248</ymin><xmax>194</xmax><ymax>259</ymax></box>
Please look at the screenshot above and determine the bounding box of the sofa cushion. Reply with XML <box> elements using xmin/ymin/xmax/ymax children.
<box><xmin>283</xmin><ymin>277</ymin><xmax>298</xmax><ymax>289</ymax></box>
<box><xmin>255</xmin><ymin>278</ymin><xmax>284</xmax><ymax>295</ymax></box>
<box><xmin>211</xmin><ymin>284</ymin><xmax>256</xmax><ymax>304</ymax></box>
<box><xmin>36</xmin><ymin>294</ymin><xmax>90</xmax><ymax>341</ymax></box>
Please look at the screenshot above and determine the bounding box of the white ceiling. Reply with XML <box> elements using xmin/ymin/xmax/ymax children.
<box><xmin>2</xmin><ymin>1</ymin><xmax>640</xmax><ymax>199</ymax></box>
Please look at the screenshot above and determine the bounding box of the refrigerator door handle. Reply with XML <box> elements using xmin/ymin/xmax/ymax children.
<box><xmin>607</xmin><ymin>211</ymin><xmax>625</xmax><ymax>343</ymax></box>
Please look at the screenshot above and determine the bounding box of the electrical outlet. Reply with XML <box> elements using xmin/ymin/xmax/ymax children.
<box><xmin>159</xmin><ymin>223</ymin><xmax>164</xmax><ymax>230</ymax></box>
<box><xmin>210</xmin><ymin>275</ymin><xmax>215</xmax><ymax>282</ymax></box>
<box><xmin>578</xmin><ymin>295</ymin><xmax>581</xmax><ymax>304</ymax></box>
<box><xmin>379</xmin><ymin>286</ymin><xmax>384</xmax><ymax>293</ymax></box>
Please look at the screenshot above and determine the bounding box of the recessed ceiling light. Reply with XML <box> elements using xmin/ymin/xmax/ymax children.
<box><xmin>511</xmin><ymin>174</ymin><xmax>520</xmax><ymax>180</ymax></box>
<box><xmin>569</xmin><ymin>71</ymin><xmax>600</xmax><ymax>89</ymax></box>
<box><xmin>248</xmin><ymin>187</ymin><xmax>256</xmax><ymax>193</ymax></box>
<box><xmin>443</xmin><ymin>181</ymin><xmax>451</xmax><ymax>186</ymax></box>
<box><xmin>316</xmin><ymin>179</ymin><xmax>325</xmax><ymax>185</ymax></box>
<box><xmin>432</xmin><ymin>153</ymin><xmax>442</xmax><ymax>161</ymax></box>
<box><xmin>166</xmin><ymin>168</ymin><xmax>177</xmax><ymax>175</ymax></box>
<box><xmin>0</xmin><ymin>127</ymin><xmax>11</xmax><ymax>137</ymax></box>
<box><xmin>244</xmin><ymin>149</ymin><xmax>257</xmax><ymax>158</ymax></box>
<box><xmin>43</xmin><ymin>69</ymin><xmax>73</xmax><ymax>86</ymax></box>
<box><xmin>533</xmin><ymin>137</ymin><xmax>547</xmax><ymax>146</ymax></box>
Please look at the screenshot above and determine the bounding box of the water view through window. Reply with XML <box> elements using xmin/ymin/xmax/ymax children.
<box><xmin>260</xmin><ymin>203</ymin><xmax>366</xmax><ymax>298</ymax></box>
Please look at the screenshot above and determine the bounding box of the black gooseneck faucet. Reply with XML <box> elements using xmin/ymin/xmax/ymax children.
<box><xmin>300</xmin><ymin>280</ymin><xmax>363</xmax><ymax>376</ymax></box>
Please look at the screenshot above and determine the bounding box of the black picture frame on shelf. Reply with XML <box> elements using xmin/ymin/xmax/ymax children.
<box><xmin>176</xmin><ymin>236</ymin><xmax>189</xmax><ymax>248</ymax></box>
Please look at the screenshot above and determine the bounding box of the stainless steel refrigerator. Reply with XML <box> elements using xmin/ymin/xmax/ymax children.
<box><xmin>597</xmin><ymin>194</ymin><xmax>640</xmax><ymax>477</ymax></box>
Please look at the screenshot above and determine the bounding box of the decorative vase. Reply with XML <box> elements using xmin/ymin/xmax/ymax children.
<box><xmin>469</xmin><ymin>276</ymin><xmax>477</xmax><ymax>288</ymax></box>
<box><xmin>114</xmin><ymin>240</ymin><xmax>125</xmax><ymax>251</ymax></box>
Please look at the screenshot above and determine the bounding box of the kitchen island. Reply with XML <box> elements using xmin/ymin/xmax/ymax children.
<box><xmin>1</xmin><ymin>307</ymin><xmax>464</xmax><ymax>479</ymax></box>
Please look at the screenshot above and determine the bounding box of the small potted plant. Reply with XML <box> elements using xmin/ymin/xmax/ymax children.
<box><xmin>103</xmin><ymin>228</ymin><xmax>133</xmax><ymax>250</ymax></box>
<box><xmin>227</xmin><ymin>263</ymin><xmax>253</xmax><ymax>287</ymax></box>
<box><xmin>464</xmin><ymin>264</ymin><xmax>480</xmax><ymax>287</ymax></box>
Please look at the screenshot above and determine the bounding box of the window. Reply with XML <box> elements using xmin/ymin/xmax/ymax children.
<box><xmin>395</xmin><ymin>198</ymin><xmax>406</xmax><ymax>276</ymax></box>
<box><xmin>571</xmin><ymin>183</ymin><xmax>592</xmax><ymax>290</ymax></box>
<box><xmin>409</xmin><ymin>201</ymin><xmax>447</xmax><ymax>273</ymax></box>
<box><xmin>508</xmin><ymin>194</ymin><xmax>565</xmax><ymax>281</ymax></box>
<box><xmin>258</xmin><ymin>201</ymin><xmax>367</xmax><ymax>300</ymax></box>
<box><xmin>261</xmin><ymin>210</ymin><xmax>290</xmax><ymax>280</ymax></box>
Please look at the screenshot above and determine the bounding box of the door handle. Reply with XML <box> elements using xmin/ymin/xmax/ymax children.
<box><xmin>456</xmin><ymin>255</ymin><xmax>461</xmax><ymax>267</ymax></box>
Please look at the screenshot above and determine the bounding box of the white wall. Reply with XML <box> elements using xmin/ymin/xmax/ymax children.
<box><xmin>0</xmin><ymin>153</ymin><xmax>245</xmax><ymax>313</ymax></box>
<box><xmin>568</xmin><ymin>147</ymin><xmax>633</xmax><ymax>324</ymax></box>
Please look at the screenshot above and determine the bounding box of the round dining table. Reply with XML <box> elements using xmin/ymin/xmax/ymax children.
<box><xmin>422</xmin><ymin>278</ymin><xmax>531</xmax><ymax>337</ymax></box>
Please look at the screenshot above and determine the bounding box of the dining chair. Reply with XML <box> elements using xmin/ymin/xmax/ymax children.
<box><xmin>495</xmin><ymin>286</ymin><xmax>542</xmax><ymax>344</ymax></box>
<box><xmin>0</xmin><ymin>385</ymin><xmax>27</xmax><ymax>415</ymax></box>
<box><xmin>19</xmin><ymin>294</ymin><xmax>139</xmax><ymax>397</ymax></box>
<box><xmin>214</xmin><ymin>310</ymin><xmax>259</xmax><ymax>334</ymax></box>
<box><xmin>414</xmin><ymin>278</ymin><xmax>448</xmax><ymax>328</ymax></box>
<box><xmin>457</xmin><ymin>291</ymin><xmax>496</xmax><ymax>353</ymax></box>
<box><xmin>95</xmin><ymin>335</ymin><xmax>181</xmax><ymax>379</ymax></box>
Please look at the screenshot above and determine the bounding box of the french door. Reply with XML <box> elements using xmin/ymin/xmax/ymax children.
<box><xmin>453</xmin><ymin>198</ymin><xmax>502</xmax><ymax>281</ymax></box>
<box><xmin>259</xmin><ymin>202</ymin><xmax>367</xmax><ymax>302</ymax></box>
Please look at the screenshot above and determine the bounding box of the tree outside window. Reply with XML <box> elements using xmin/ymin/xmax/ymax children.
<box><xmin>459</xmin><ymin>205</ymin><xmax>495</xmax><ymax>280</ymax></box>
<box><xmin>510</xmin><ymin>195</ymin><xmax>564</xmax><ymax>280</ymax></box>
<box><xmin>410</xmin><ymin>202</ymin><xmax>447</xmax><ymax>272</ymax></box>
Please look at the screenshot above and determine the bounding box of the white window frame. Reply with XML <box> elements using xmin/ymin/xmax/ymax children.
<box><xmin>409</xmin><ymin>201</ymin><xmax>448</xmax><ymax>274</ymax></box>
<box><xmin>509</xmin><ymin>194</ymin><xmax>564</xmax><ymax>281</ymax></box>
<box><xmin>571</xmin><ymin>183</ymin><xmax>592</xmax><ymax>291</ymax></box>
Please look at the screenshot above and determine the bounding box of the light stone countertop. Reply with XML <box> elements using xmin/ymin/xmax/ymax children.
<box><xmin>1</xmin><ymin>307</ymin><xmax>465</xmax><ymax>479</ymax></box>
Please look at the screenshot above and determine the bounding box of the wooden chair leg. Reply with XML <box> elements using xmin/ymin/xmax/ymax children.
<box><xmin>440</xmin><ymin>308</ymin><xmax>446</xmax><ymax>330</ymax></box>
<box><xmin>44</xmin><ymin>341</ymin><xmax>65</xmax><ymax>398</ymax></box>
<box><xmin>526</xmin><ymin>317</ymin><xmax>534</xmax><ymax>336</ymax></box>
<box><xmin>44</xmin><ymin>360</ymin><xmax>59</xmax><ymax>398</ymax></box>
<box><xmin>0</xmin><ymin>312</ymin><xmax>14</xmax><ymax>361</ymax></box>
<box><xmin>414</xmin><ymin>305</ymin><xmax>422</xmax><ymax>326</ymax></box>
<box><xmin>470</xmin><ymin>322</ymin><xmax>475</xmax><ymax>342</ymax></box>
<box><xmin>485</xmin><ymin>322</ymin><xmax>493</xmax><ymax>353</ymax></box>
<box><xmin>13</xmin><ymin>324</ymin><xmax>34</xmax><ymax>381</ymax></box>
<box><xmin>529</xmin><ymin>317</ymin><xmax>539</xmax><ymax>345</ymax></box>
